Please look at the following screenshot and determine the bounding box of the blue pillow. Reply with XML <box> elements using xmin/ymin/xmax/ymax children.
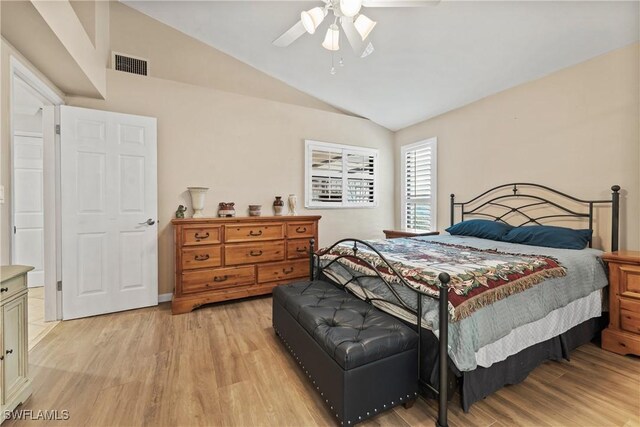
<box><xmin>501</xmin><ymin>225</ymin><xmax>592</xmax><ymax>250</ymax></box>
<box><xmin>445</xmin><ymin>219</ymin><xmax>514</xmax><ymax>241</ymax></box>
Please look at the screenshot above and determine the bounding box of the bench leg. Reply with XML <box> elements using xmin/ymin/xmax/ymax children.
<box><xmin>403</xmin><ymin>399</ymin><xmax>416</xmax><ymax>409</ymax></box>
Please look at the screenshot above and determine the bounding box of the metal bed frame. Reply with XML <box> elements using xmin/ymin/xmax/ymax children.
<box><xmin>309</xmin><ymin>238</ymin><xmax>451</xmax><ymax>427</ymax></box>
<box><xmin>450</xmin><ymin>183</ymin><xmax>621</xmax><ymax>251</ymax></box>
<box><xmin>308</xmin><ymin>183</ymin><xmax>621</xmax><ymax>427</ymax></box>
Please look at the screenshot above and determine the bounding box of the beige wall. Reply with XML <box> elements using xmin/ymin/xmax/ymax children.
<box><xmin>67</xmin><ymin>70</ymin><xmax>395</xmax><ymax>295</ymax></box>
<box><xmin>395</xmin><ymin>43</ymin><xmax>640</xmax><ymax>251</ymax></box>
<box><xmin>108</xmin><ymin>2</ymin><xmax>345</xmax><ymax>116</ymax></box>
<box><xmin>1</xmin><ymin>0</ymin><xmax>109</xmax><ymax>98</ymax></box>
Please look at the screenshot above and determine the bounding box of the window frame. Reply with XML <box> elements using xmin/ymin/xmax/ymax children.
<box><xmin>305</xmin><ymin>140</ymin><xmax>379</xmax><ymax>209</ymax></box>
<box><xmin>400</xmin><ymin>137</ymin><xmax>438</xmax><ymax>232</ymax></box>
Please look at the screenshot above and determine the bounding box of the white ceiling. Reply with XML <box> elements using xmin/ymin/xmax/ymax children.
<box><xmin>124</xmin><ymin>1</ymin><xmax>639</xmax><ymax>131</ymax></box>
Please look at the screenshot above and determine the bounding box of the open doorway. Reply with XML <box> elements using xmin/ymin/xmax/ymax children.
<box><xmin>10</xmin><ymin>57</ymin><xmax>63</xmax><ymax>349</ymax></box>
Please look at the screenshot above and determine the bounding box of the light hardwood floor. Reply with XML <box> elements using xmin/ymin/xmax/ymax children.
<box><xmin>7</xmin><ymin>296</ymin><xmax>640</xmax><ymax>427</ymax></box>
<box><xmin>27</xmin><ymin>287</ymin><xmax>59</xmax><ymax>350</ymax></box>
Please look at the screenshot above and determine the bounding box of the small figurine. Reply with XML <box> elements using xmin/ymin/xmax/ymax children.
<box><xmin>175</xmin><ymin>205</ymin><xmax>187</xmax><ymax>219</ymax></box>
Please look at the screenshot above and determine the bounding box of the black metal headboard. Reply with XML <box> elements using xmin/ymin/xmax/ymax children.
<box><xmin>449</xmin><ymin>183</ymin><xmax>621</xmax><ymax>251</ymax></box>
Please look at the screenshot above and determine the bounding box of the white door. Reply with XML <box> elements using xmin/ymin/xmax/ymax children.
<box><xmin>12</xmin><ymin>134</ymin><xmax>45</xmax><ymax>287</ymax></box>
<box><xmin>60</xmin><ymin>106</ymin><xmax>158</xmax><ymax>320</ymax></box>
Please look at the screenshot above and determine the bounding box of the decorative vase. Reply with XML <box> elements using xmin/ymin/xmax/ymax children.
<box><xmin>273</xmin><ymin>196</ymin><xmax>284</xmax><ymax>216</ymax></box>
<box><xmin>288</xmin><ymin>194</ymin><xmax>297</xmax><ymax>216</ymax></box>
<box><xmin>218</xmin><ymin>202</ymin><xmax>236</xmax><ymax>218</ymax></box>
<box><xmin>188</xmin><ymin>187</ymin><xmax>209</xmax><ymax>218</ymax></box>
<box><xmin>248</xmin><ymin>205</ymin><xmax>262</xmax><ymax>217</ymax></box>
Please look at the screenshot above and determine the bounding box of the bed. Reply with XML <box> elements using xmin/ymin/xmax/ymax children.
<box><xmin>314</xmin><ymin>183</ymin><xmax>621</xmax><ymax>413</ymax></box>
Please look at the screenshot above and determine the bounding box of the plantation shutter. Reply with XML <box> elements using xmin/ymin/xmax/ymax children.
<box><xmin>402</xmin><ymin>139</ymin><xmax>437</xmax><ymax>231</ymax></box>
<box><xmin>305</xmin><ymin>141</ymin><xmax>378</xmax><ymax>208</ymax></box>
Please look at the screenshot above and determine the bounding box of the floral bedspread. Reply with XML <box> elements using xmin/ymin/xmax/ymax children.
<box><xmin>320</xmin><ymin>238</ymin><xmax>567</xmax><ymax>321</ymax></box>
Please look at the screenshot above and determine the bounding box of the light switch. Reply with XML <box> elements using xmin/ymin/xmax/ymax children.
<box><xmin>0</xmin><ymin>185</ymin><xmax>4</xmax><ymax>204</ymax></box>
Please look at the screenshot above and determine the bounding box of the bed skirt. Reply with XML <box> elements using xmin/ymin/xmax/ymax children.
<box><xmin>419</xmin><ymin>315</ymin><xmax>607</xmax><ymax>412</ymax></box>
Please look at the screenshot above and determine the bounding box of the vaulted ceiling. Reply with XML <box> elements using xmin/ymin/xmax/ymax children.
<box><xmin>124</xmin><ymin>1</ymin><xmax>639</xmax><ymax>131</ymax></box>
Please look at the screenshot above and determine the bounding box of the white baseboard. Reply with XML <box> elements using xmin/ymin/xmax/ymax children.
<box><xmin>158</xmin><ymin>293</ymin><xmax>172</xmax><ymax>303</ymax></box>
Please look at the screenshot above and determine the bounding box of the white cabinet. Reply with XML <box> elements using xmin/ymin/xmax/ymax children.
<box><xmin>0</xmin><ymin>266</ymin><xmax>32</xmax><ymax>423</ymax></box>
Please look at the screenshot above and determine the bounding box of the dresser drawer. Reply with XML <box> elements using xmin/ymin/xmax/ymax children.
<box><xmin>182</xmin><ymin>226</ymin><xmax>221</xmax><ymax>246</ymax></box>
<box><xmin>0</xmin><ymin>274</ymin><xmax>27</xmax><ymax>302</ymax></box>
<box><xmin>181</xmin><ymin>246</ymin><xmax>222</xmax><ymax>270</ymax></box>
<box><xmin>258</xmin><ymin>259</ymin><xmax>309</xmax><ymax>283</ymax></box>
<box><xmin>225</xmin><ymin>242</ymin><xmax>285</xmax><ymax>266</ymax></box>
<box><xmin>286</xmin><ymin>222</ymin><xmax>316</xmax><ymax>239</ymax></box>
<box><xmin>181</xmin><ymin>266</ymin><xmax>255</xmax><ymax>294</ymax></box>
<box><xmin>225</xmin><ymin>223</ymin><xmax>284</xmax><ymax>243</ymax></box>
<box><xmin>287</xmin><ymin>239</ymin><xmax>311</xmax><ymax>260</ymax></box>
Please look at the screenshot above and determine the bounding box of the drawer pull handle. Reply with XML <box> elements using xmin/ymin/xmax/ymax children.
<box><xmin>282</xmin><ymin>267</ymin><xmax>294</xmax><ymax>274</ymax></box>
<box><xmin>194</xmin><ymin>232</ymin><xmax>210</xmax><ymax>240</ymax></box>
<box><xmin>296</xmin><ymin>247</ymin><xmax>307</xmax><ymax>253</ymax></box>
<box><xmin>5</xmin><ymin>349</ymin><xmax>13</xmax><ymax>355</ymax></box>
<box><xmin>194</xmin><ymin>254</ymin><xmax>210</xmax><ymax>261</ymax></box>
<box><xmin>295</xmin><ymin>227</ymin><xmax>307</xmax><ymax>233</ymax></box>
<box><xmin>248</xmin><ymin>230</ymin><xmax>263</xmax><ymax>237</ymax></box>
<box><xmin>249</xmin><ymin>250</ymin><xmax>263</xmax><ymax>257</ymax></box>
<box><xmin>0</xmin><ymin>355</ymin><xmax>3</xmax><ymax>361</ymax></box>
<box><xmin>213</xmin><ymin>276</ymin><xmax>228</xmax><ymax>282</ymax></box>
<box><xmin>0</xmin><ymin>287</ymin><xmax>8</xmax><ymax>293</ymax></box>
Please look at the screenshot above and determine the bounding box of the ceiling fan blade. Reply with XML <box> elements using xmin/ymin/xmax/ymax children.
<box><xmin>273</xmin><ymin>20</ymin><xmax>306</xmax><ymax>47</ymax></box>
<box><xmin>340</xmin><ymin>17</ymin><xmax>364</xmax><ymax>55</ymax></box>
<box><xmin>362</xmin><ymin>0</ymin><xmax>439</xmax><ymax>7</ymax></box>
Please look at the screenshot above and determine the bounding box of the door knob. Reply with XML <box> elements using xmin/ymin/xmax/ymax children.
<box><xmin>139</xmin><ymin>218</ymin><xmax>156</xmax><ymax>226</ymax></box>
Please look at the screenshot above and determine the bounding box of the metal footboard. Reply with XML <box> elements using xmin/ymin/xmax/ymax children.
<box><xmin>309</xmin><ymin>238</ymin><xmax>451</xmax><ymax>427</ymax></box>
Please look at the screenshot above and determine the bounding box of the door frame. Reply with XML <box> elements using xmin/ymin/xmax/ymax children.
<box><xmin>9</xmin><ymin>56</ymin><xmax>64</xmax><ymax>321</ymax></box>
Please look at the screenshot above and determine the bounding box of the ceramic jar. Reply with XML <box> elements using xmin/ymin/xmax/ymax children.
<box><xmin>288</xmin><ymin>194</ymin><xmax>297</xmax><ymax>216</ymax></box>
<box><xmin>273</xmin><ymin>196</ymin><xmax>284</xmax><ymax>216</ymax></box>
<box><xmin>218</xmin><ymin>202</ymin><xmax>236</xmax><ymax>217</ymax></box>
<box><xmin>248</xmin><ymin>205</ymin><xmax>262</xmax><ymax>216</ymax></box>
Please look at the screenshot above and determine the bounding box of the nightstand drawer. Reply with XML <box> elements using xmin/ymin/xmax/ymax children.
<box><xmin>621</xmin><ymin>308</ymin><xmax>640</xmax><ymax>334</ymax></box>
<box><xmin>620</xmin><ymin>264</ymin><xmax>640</xmax><ymax>299</ymax></box>
<box><xmin>619</xmin><ymin>299</ymin><xmax>640</xmax><ymax>334</ymax></box>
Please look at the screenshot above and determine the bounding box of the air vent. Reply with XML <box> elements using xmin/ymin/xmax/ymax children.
<box><xmin>112</xmin><ymin>52</ymin><xmax>148</xmax><ymax>76</ymax></box>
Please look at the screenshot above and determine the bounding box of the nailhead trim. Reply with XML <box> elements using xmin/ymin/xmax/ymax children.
<box><xmin>274</xmin><ymin>326</ymin><xmax>417</xmax><ymax>426</ymax></box>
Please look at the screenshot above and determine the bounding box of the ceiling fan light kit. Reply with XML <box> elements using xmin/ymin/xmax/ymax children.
<box><xmin>274</xmin><ymin>0</ymin><xmax>436</xmax><ymax>67</ymax></box>
<box><xmin>322</xmin><ymin>24</ymin><xmax>341</xmax><ymax>51</ymax></box>
<box><xmin>301</xmin><ymin>7</ymin><xmax>327</xmax><ymax>34</ymax></box>
<box><xmin>340</xmin><ymin>0</ymin><xmax>363</xmax><ymax>17</ymax></box>
<box><xmin>354</xmin><ymin>14</ymin><xmax>377</xmax><ymax>40</ymax></box>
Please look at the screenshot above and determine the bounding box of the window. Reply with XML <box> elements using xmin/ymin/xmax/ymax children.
<box><xmin>305</xmin><ymin>140</ymin><xmax>378</xmax><ymax>209</ymax></box>
<box><xmin>401</xmin><ymin>138</ymin><xmax>437</xmax><ymax>231</ymax></box>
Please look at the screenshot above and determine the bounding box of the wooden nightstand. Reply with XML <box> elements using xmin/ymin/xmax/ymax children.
<box><xmin>601</xmin><ymin>250</ymin><xmax>640</xmax><ymax>356</ymax></box>
<box><xmin>383</xmin><ymin>230</ymin><xmax>440</xmax><ymax>239</ymax></box>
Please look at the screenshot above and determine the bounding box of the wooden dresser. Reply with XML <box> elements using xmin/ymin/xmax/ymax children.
<box><xmin>172</xmin><ymin>216</ymin><xmax>320</xmax><ymax>314</ymax></box>
<box><xmin>602</xmin><ymin>251</ymin><xmax>640</xmax><ymax>356</ymax></box>
<box><xmin>1</xmin><ymin>266</ymin><xmax>32</xmax><ymax>423</ymax></box>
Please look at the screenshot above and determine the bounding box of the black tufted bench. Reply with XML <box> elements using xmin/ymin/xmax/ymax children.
<box><xmin>273</xmin><ymin>280</ymin><xmax>419</xmax><ymax>425</ymax></box>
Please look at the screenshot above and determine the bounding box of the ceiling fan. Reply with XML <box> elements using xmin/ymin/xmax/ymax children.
<box><xmin>273</xmin><ymin>0</ymin><xmax>438</xmax><ymax>59</ymax></box>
